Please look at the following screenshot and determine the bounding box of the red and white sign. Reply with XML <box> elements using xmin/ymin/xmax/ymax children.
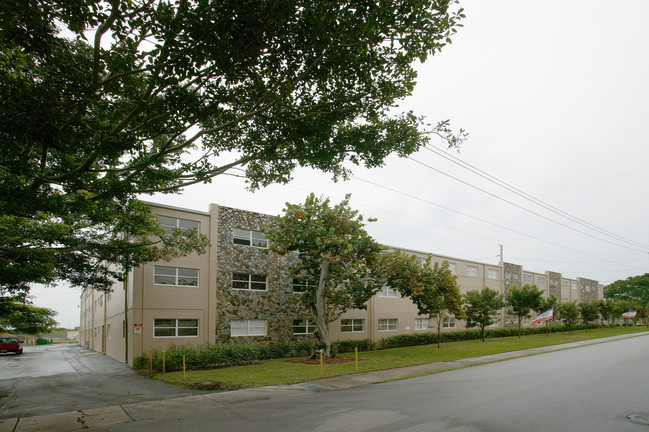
<box><xmin>133</xmin><ymin>323</ymin><xmax>143</xmax><ymax>334</ymax></box>
<box><xmin>622</xmin><ymin>310</ymin><xmax>637</xmax><ymax>319</ymax></box>
<box><xmin>530</xmin><ymin>308</ymin><xmax>554</xmax><ymax>325</ymax></box>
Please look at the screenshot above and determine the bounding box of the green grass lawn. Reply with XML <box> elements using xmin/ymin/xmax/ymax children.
<box><xmin>150</xmin><ymin>326</ymin><xmax>648</xmax><ymax>390</ymax></box>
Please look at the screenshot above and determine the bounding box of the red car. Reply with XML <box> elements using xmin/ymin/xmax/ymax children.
<box><xmin>0</xmin><ymin>336</ymin><xmax>23</xmax><ymax>355</ymax></box>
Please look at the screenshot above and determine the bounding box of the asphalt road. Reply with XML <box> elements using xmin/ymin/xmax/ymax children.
<box><xmin>0</xmin><ymin>344</ymin><xmax>202</xmax><ymax>419</ymax></box>
<box><xmin>93</xmin><ymin>334</ymin><xmax>649</xmax><ymax>432</ymax></box>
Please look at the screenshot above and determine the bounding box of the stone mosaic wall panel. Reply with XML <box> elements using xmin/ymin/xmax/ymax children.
<box><xmin>214</xmin><ymin>206</ymin><xmax>310</xmax><ymax>344</ymax></box>
<box><xmin>579</xmin><ymin>278</ymin><xmax>599</xmax><ymax>303</ymax></box>
<box><xmin>548</xmin><ymin>271</ymin><xmax>562</xmax><ymax>301</ymax></box>
<box><xmin>503</xmin><ymin>262</ymin><xmax>522</xmax><ymax>291</ymax></box>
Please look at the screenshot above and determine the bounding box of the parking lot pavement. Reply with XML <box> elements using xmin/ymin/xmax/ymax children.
<box><xmin>0</xmin><ymin>344</ymin><xmax>204</xmax><ymax>420</ymax></box>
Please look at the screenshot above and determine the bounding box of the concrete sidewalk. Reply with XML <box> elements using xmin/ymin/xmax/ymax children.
<box><xmin>2</xmin><ymin>332</ymin><xmax>647</xmax><ymax>432</ymax></box>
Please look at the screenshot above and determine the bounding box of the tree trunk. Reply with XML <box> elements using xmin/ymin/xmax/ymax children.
<box><xmin>518</xmin><ymin>318</ymin><xmax>522</xmax><ymax>338</ymax></box>
<box><xmin>480</xmin><ymin>325</ymin><xmax>486</xmax><ymax>342</ymax></box>
<box><xmin>315</xmin><ymin>259</ymin><xmax>331</xmax><ymax>357</ymax></box>
<box><xmin>436</xmin><ymin>315</ymin><xmax>442</xmax><ymax>349</ymax></box>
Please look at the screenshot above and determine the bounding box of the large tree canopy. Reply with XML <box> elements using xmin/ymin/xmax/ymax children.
<box><xmin>0</xmin><ymin>296</ymin><xmax>57</xmax><ymax>334</ymax></box>
<box><xmin>604</xmin><ymin>273</ymin><xmax>649</xmax><ymax>306</ymax></box>
<box><xmin>0</xmin><ymin>0</ymin><xmax>466</xmax><ymax>293</ymax></box>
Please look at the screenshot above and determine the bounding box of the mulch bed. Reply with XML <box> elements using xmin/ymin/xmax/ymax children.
<box><xmin>288</xmin><ymin>357</ymin><xmax>356</xmax><ymax>365</ymax></box>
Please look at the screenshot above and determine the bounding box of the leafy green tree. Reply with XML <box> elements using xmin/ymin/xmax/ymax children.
<box><xmin>0</xmin><ymin>0</ymin><xmax>466</xmax><ymax>295</ymax></box>
<box><xmin>406</xmin><ymin>261</ymin><xmax>465</xmax><ymax>348</ymax></box>
<box><xmin>464</xmin><ymin>287</ymin><xmax>504</xmax><ymax>342</ymax></box>
<box><xmin>604</xmin><ymin>274</ymin><xmax>649</xmax><ymax>306</ymax></box>
<box><xmin>578</xmin><ymin>300</ymin><xmax>599</xmax><ymax>325</ymax></box>
<box><xmin>505</xmin><ymin>284</ymin><xmax>544</xmax><ymax>338</ymax></box>
<box><xmin>267</xmin><ymin>194</ymin><xmax>432</xmax><ymax>356</ymax></box>
<box><xmin>597</xmin><ymin>299</ymin><xmax>615</xmax><ymax>327</ymax></box>
<box><xmin>557</xmin><ymin>301</ymin><xmax>579</xmax><ymax>331</ymax></box>
<box><xmin>0</xmin><ymin>296</ymin><xmax>57</xmax><ymax>334</ymax></box>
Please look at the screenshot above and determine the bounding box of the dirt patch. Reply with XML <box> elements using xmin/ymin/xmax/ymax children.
<box><xmin>288</xmin><ymin>357</ymin><xmax>356</xmax><ymax>365</ymax></box>
<box><xmin>185</xmin><ymin>380</ymin><xmax>227</xmax><ymax>391</ymax></box>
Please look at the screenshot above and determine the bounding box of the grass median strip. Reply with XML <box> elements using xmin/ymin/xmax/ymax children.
<box><xmin>148</xmin><ymin>327</ymin><xmax>648</xmax><ymax>390</ymax></box>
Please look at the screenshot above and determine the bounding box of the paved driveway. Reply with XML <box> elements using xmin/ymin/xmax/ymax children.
<box><xmin>0</xmin><ymin>344</ymin><xmax>202</xmax><ymax>419</ymax></box>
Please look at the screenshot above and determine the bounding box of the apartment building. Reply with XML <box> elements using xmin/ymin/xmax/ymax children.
<box><xmin>79</xmin><ymin>202</ymin><xmax>603</xmax><ymax>366</ymax></box>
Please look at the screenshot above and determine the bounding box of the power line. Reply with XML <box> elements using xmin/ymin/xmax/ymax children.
<box><xmin>407</xmin><ymin>155</ymin><xmax>648</xmax><ymax>253</ymax></box>
<box><xmin>351</xmin><ymin>175</ymin><xmax>641</xmax><ymax>272</ymax></box>
<box><xmin>424</xmin><ymin>144</ymin><xmax>649</xmax><ymax>250</ymax></box>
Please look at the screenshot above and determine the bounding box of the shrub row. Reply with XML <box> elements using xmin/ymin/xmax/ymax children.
<box><xmin>134</xmin><ymin>323</ymin><xmax>615</xmax><ymax>372</ymax></box>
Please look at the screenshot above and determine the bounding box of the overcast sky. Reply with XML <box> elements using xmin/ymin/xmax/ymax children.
<box><xmin>34</xmin><ymin>0</ymin><xmax>649</xmax><ymax>328</ymax></box>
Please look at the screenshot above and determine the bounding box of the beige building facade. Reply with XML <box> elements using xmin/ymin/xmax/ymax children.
<box><xmin>79</xmin><ymin>203</ymin><xmax>603</xmax><ymax>366</ymax></box>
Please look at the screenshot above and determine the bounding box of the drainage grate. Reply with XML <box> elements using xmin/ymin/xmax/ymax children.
<box><xmin>626</xmin><ymin>414</ymin><xmax>649</xmax><ymax>425</ymax></box>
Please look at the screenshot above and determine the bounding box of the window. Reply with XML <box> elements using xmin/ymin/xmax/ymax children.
<box><xmin>415</xmin><ymin>257</ymin><xmax>426</xmax><ymax>268</ymax></box>
<box><xmin>293</xmin><ymin>319</ymin><xmax>316</xmax><ymax>335</ymax></box>
<box><xmin>443</xmin><ymin>317</ymin><xmax>456</xmax><ymax>328</ymax></box>
<box><xmin>415</xmin><ymin>318</ymin><xmax>431</xmax><ymax>330</ymax></box>
<box><xmin>523</xmin><ymin>318</ymin><xmax>531</xmax><ymax>325</ymax></box>
<box><xmin>157</xmin><ymin>215</ymin><xmax>200</xmax><ymax>235</ymax></box>
<box><xmin>523</xmin><ymin>274</ymin><xmax>532</xmax><ymax>284</ymax></box>
<box><xmin>98</xmin><ymin>296</ymin><xmax>103</xmax><ymax>307</ymax></box>
<box><xmin>489</xmin><ymin>315</ymin><xmax>500</xmax><ymax>327</ymax></box>
<box><xmin>154</xmin><ymin>319</ymin><xmax>199</xmax><ymax>337</ymax></box>
<box><xmin>341</xmin><ymin>319</ymin><xmax>364</xmax><ymax>333</ymax></box>
<box><xmin>571</xmin><ymin>282</ymin><xmax>577</xmax><ymax>290</ymax></box>
<box><xmin>107</xmin><ymin>292</ymin><xmax>112</xmax><ymax>302</ymax></box>
<box><xmin>231</xmin><ymin>320</ymin><xmax>267</xmax><ymax>337</ymax></box>
<box><xmin>562</xmin><ymin>280</ymin><xmax>568</xmax><ymax>289</ymax></box>
<box><xmin>487</xmin><ymin>269</ymin><xmax>499</xmax><ymax>280</ymax></box>
<box><xmin>378</xmin><ymin>286</ymin><xmax>398</xmax><ymax>298</ymax></box>
<box><xmin>292</xmin><ymin>278</ymin><xmax>314</xmax><ymax>293</ymax></box>
<box><xmin>562</xmin><ymin>298</ymin><xmax>569</xmax><ymax>303</ymax></box>
<box><xmin>233</xmin><ymin>228</ymin><xmax>268</xmax><ymax>248</ymax></box>
<box><xmin>378</xmin><ymin>318</ymin><xmax>398</xmax><ymax>331</ymax></box>
<box><xmin>232</xmin><ymin>273</ymin><xmax>267</xmax><ymax>291</ymax></box>
<box><xmin>466</xmin><ymin>265</ymin><xmax>478</xmax><ymax>277</ymax></box>
<box><xmin>537</xmin><ymin>276</ymin><xmax>546</xmax><ymax>285</ymax></box>
<box><xmin>154</xmin><ymin>266</ymin><xmax>199</xmax><ymax>287</ymax></box>
<box><xmin>107</xmin><ymin>324</ymin><xmax>111</xmax><ymax>338</ymax></box>
<box><xmin>448</xmin><ymin>262</ymin><xmax>457</xmax><ymax>275</ymax></box>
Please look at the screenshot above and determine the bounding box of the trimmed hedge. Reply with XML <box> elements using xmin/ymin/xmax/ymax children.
<box><xmin>134</xmin><ymin>323</ymin><xmax>613</xmax><ymax>372</ymax></box>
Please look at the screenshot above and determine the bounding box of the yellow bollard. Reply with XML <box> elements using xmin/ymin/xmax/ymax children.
<box><xmin>183</xmin><ymin>355</ymin><xmax>186</xmax><ymax>381</ymax></box>
<box><xmin>162</xmin><ymin>351</ymin><xmax>166</xmax><ymax>375</ymax></box>
<box><xmin>149</xmin><ymin>352</ymin><xmax>153</xmax><ymax>373</ymax></box>
<box><xmin>355</xmin><ymin>347</ymin><xmax>358</xmax><ymax>372</ymax></box>
<box><xmin>320</xmin><ymin>351</ymin><xmax>323</xmax><ymax>376</ymax></box>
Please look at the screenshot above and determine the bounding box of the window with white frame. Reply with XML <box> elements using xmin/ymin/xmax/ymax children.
<box><xmin>523</xmin><ymin>274</ymin><xmax>532</xmax><ymax>284</ymax></box>
<box><xmin>523</xmin><ymin>318</ymin><xmax>531</xmax><ymax>325</ymax></box>
<box><xmin>489</xmin><ymin>314</ymin><xmax>500</xmax><ymax>327</ymax></box>
<box><xmin>562</xmin><ymin>297</ymin><xmax>568</xmax><ymax>303</ymax></box>
<box><xmin>448</xmin><ymin>262</ymin><xmax>457</xmax><ymax>275</ymax></box>
<box><xmin>415</xmin><ymin>318</ymin><xmax>431</xmax><ymax>330</ymax></box>
<box><xmin>378</xmin><ymin>285</ymin><xmax>398</xmax><ymax>298</ymax></box>
<box><xmin>466</xmin><ymin>265</ymin><xmax>478</xmax><ymax>277</ymax></box>
<box><xmin>537</xmin><ymin>276</ymin><xmax>546</xmax><ymax>285</ymax></box>
<box><xmin>154</xmin><ymin>266</ymin><xmax>199</xmax><ymax>287</ymax></box>
<box><xmin>378</xmin><ymin>318</ymin><xmax>398</xmax><ymax>331</ymax></box>
<box><xmin>487</xmin><ymin>269</ymin><xmax>499</xmax><ymax>280</ymax></box>
<box><xmin>157</xmin><ymin>215</ymin><xmax>200</xmax><ymax>235</ymax></box>
<box><xmin>233</xmin><ymin>228</ymin><xmax>268</xmax><ymax>248</ymax></box>
<box><xmin>341</xmin><ymin>319</ymin><xmax>364</xmax><ymax>333</ymax></box>
<box><xmin>154</xmin><ymin>319</ymin><xmax>199</xmax><ymax>337</ymax></box>
<box><xmin>562</xmin><ymin>280</ymin><xmax>568</xmax><ymax>289</ymax></box>
<box><xmin>232</xmin><ymin>273</ymin><xmax>267</xmax><ymax>291</ymax></box>
<box><xmin>292</xmin><ymin>278</ymin><xmax>315</xmax><ymax>293</ymax></box>
<box><xmin>443</xmin><ymin>317</ymin><xmax>456</xmax><ymax>328</ymax></box>
<box><xmin>571</xmin><ymin>282</ymin><xmax>577</xmax><ymax>290</ymax></box>
<box><xmin>293</xmin><ymin>319</ymin><xmax>316</xmax><ymax>335</ymax></box>
<box><xmin>415</xmin><ymin>257</ymin><xmax>426</xmax><ymax>268</ymax></box>
<box><xmin>230</xmin><ymin>319</ymin><xmax>267</xmax><ymax>337</ymax></box>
